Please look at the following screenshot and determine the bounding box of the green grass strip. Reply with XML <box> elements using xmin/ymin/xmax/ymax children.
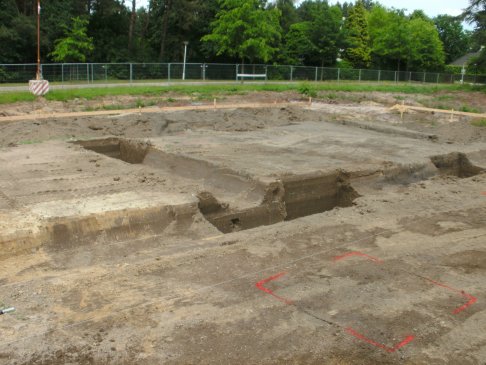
<box><xmin>0</xmin><ymin>82</ymin><xmax>484</xmax><ymax>105</ymax></box>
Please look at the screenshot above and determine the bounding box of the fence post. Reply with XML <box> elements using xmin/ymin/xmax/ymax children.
<box><xmin>168</xmin><ymin>63</ymin><xmax>171</xmax><ymax>82</ymax></box>
<box><xmin>378</xmin><ymin>70</ymin><xmax>381</xmax><ymax>82</ymax></box>
<box><xmin>265</xmin><ymin>65</ymin><xmax>268</xmax><ymax>82</ymax></box>
<box><xmin>290</xmin><ymin>66</ymin><xmax>293</xmax><ymax>81</ymax></box>
<box><xmin>61</xmin><ymin>64</ymin><xmax>64</xmax><ymax>84</ymax></box>
<box><xmin>91</xmin><ymin>63</ymin><xmax>94</xmax><ymax>83</ymax></box>
<box><xmin>394</xmin><ymin>71</ymin><xmax>397</xmax><ymax>83</ymax></box>
<box><xmin>86</xmin><ymin>63</ymin><xmax>89</xmax><ymax>83</ymax></box>
<box><xmin>409</xmin><ymin>72</ymin><xmax>412</xmax><ymax>83</ymax></box>
<box><xmin>359</xmin><ymin>69</ymin><xmax>362</xmax><ymax>82</ymax></box>
<box><xmin>337</xmin><ymin>68</ymin><xmax>340</xmax><ymax>82</ymax></box>
<box><xmin>236</xmin><ymin>64</ymin><xmax>239</xmax><ymax>81</ymax></box>
<box><xmin>436</xmin><ymin>73</ymin><xmax>440</xmax><ymax>84</ymax></box>
<box><xmin>129</xmin><ymin>63</ymin><xmax>133</xmax><ymax>83</ymax></box>
<box><xmin>315</xmin><ymin>67</ymin><xmax>318</xmax><ymax>82</ymax></box>
<box><xmin>423</xmin><ymin>72</ymin><xmax>426</xmax><ymax>83</ymax></box>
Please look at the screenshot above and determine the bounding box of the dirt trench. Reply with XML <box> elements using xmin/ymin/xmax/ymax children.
<box><xmin>74</xmin><ymin>138</ymin><xmax>484</xmax><ymax>237</ymax></box>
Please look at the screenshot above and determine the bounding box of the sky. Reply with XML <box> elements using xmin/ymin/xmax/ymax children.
<box><xmin>132</xmin><ymin>0</ymin><xmax>471</xmax><ymax>19</ymax></box>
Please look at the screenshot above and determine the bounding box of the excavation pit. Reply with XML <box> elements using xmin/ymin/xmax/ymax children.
<box><xmin>198</xmin><ymin>172</ymin><xmax>360</xmax><ymax>234</ymax></box>
<box><xmin>75</xmin><ymin>138</ymin><xmax>150</xmax><ymax>164</ymax></box>
<box><xmin>76</xmin><ymin>138</ymin><xmax>362</xmax><ymax>234</ymax></box>
<box><xmin>431</xmin><ymin>152</ymin><xmax>484</xmax><ymax>178</ymax></box>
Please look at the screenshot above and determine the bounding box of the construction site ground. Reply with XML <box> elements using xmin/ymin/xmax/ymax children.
<box><xmin>0</xmin><ymin>89</ymin><xmax>485</xmax><ymax>365</ymax></box>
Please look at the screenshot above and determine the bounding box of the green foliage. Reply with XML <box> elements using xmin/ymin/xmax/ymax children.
<box><xmin>407</xmin><ymin>18</ymin><xmax>445</xmax><ymax>71</ymax></box>
<box><xmin>343</xmin><ymin>0</ymin><xmax>371</xmax><ymax>68</ymax></box>
<box><xmin>0</xmin><ymin>0</ymin><xmax>481</xmax><ymax>75</ymax></box>
<box><xmin>284</xmin><ymin>22</ymin><xmax>317</xmax><ymax>65</ymax></box>
<box><xmin>50</xmin><ymin>17</ymin><xmax>94</xmax><ymax>62</ymax></box>
<box><xmin>202</xmin><ymin>0</ymin><xmax>282</xmax><ymax>63</ymax></box>
<box><xmin>471</xmin><ymin>118</ymin><xmax>486</xmax><ymax>126</ymax></box>
<box><xmin>273</xmin><ymin>0</ymin><xmax>299</xmax><ymax>33</ymax></box>
<box><xmin>435</xmin><ymin>15</ymin><xmax>472</xmax><ymax>64</ymax></box>
<box><xmin>460</xmin><ymin>105</ymin><xmax>480</xmax><ymax>112</ymax></box>
<box><xmin>463</xmin><ymin>0</ymin><xmax>486</xmax><ymax>69</ymax></box>
<box><xmin>298</xmin><ymin>82</ymin><xmax>317</xmax><ymax>97</ymax></box>
<box><xmin>283</xmin><ymin>1</ymin><xmax>342</xmax><ymax>66</ymax></box>
<box><xmin>368</xmin><ymin>6</ymin><xmax>445</xmax><ymax>71</ymax></box>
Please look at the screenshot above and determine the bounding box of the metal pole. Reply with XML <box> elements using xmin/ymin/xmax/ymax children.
<box><xmin>62</xmin><ymin>63</ymin><xmax>64</xmax><ymax>83</ymax></box>
<box><xmin>337</xmin><ymin>68</ymin><xmax>340</xmax><ymax>82</ymax></box>
<box><xmin>182</xmin><ymin>41</ymin><xmax>188</xmax><ymax>81</ymax></box>
<box><xmin>236</xmin><ymin>64</ymin><xmax>239</xmax><ymax>81</ymax></box>
<box><xmin>290</xmin><ymin>66</ymin><xmax>293</xmax><ymax>81</ymax></box>
<box><xmin>378</xmin><ymin>70</ymin><xmax>381</xmax><ymax>82</ymax></box>
<box><xmin>36</xmin><ymin>0</ymin><xmax>41</xmax><ymax>79</ymax></box>
<box><xmin>168</xmin><ymin>63</ymin><xmax>171</xmax><ymax>82</ymax></box>
<box><xmin>86</xmin><ymin>63</ymin><xmax>89</xmax><ymax>83</ymax></box>
<box><xmin>423</xmin><ymin>72</ymin><xmax>426</xmax><ymax>83</ymax></box>
<box><xmin>359</xmin><ymin>69</ymin><xmax>362</xmax><ymax>82</ymax></box>
<box><xmin>129</xmin><ymin>63</ymin><xmax>133</xmax><ymax>83</ymax></box>
<box><xmin>315</xmin><ymin>67</ymin><xmax>318</xmax><ymax>82</ymax></box>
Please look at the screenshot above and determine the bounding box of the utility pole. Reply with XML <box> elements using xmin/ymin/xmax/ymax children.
<box><xmin>36</xmin><ymin>0</ymin><xmax>41</xmax><ymax>79</ymax></box>
<box><xmin>29</xmin><ymin>0</ymin><xmax>49</xmax><ymax>96</ymax></box>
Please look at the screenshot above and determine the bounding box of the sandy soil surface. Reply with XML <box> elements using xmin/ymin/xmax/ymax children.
<box><xmin>0</xmin><ymin>91</ymin><xmax>485</xmax><ymax>364</ymax></box>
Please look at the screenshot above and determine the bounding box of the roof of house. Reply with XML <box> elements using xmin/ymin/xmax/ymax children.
<box><xmin>450</xmin><ymin>49</ymin><xmax>483</xmax><ymax>67</ymax></box>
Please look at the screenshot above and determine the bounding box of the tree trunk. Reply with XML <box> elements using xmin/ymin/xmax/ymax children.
<box><xmin>128</xmin><ymin>0</ymin><xmax>137</xmax><ymax>55</ymax></box>
<box><xmin>159</xmin><ymin>0</ymin><xmax>172</xmax><ymax>61</ymax></box>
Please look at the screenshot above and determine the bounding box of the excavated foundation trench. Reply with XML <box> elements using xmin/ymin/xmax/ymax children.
<box><xmin>75</xmin><ymin>138</ymin><xmax>484</xmax><ymax>235</ymax></box>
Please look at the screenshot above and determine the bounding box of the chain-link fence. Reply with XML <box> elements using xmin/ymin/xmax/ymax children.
<box><xmin>1</xmin><ymin>62</ymin><xmax>485</xmax><ymax>86</ymax></box>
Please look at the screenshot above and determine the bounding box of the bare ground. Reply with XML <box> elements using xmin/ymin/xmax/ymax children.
<box><xmin>0</xmin><ymin>91</ymin><xmax>485</xmax><ymax>365</ymax></box>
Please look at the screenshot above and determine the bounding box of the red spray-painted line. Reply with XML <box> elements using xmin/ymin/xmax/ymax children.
<box><xmin>333</xmin><ymin>251</ymin><xmax>383</xmax><ymax>263</ymax></box>
<box><xmin>346</xmin><ymin>327</ymin><xmax>415</xmax><ymax>353</ymax></box>
<box><xmin>481</xmin><ymin>192</ymin><xmax>486</xmax><ymax>196</ymax></box>
<box><xmin>255</xmin><ymin>272</ymin><xmax>293</xmax><ymax>305</ymax></box>
<box><xmin>425</xmin><ymin>278</ymin><xmax>477</xmax><ymax>314</ymax></box>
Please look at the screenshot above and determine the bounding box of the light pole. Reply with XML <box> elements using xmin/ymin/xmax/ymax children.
<box><xmin>182</xmin><ymin>41</ymin><xmax>189</xmax><ymax>81</ymax></box>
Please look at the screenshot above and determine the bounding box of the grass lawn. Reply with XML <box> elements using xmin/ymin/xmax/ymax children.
<box><xmin>0</xmin><ymin>81</ymin><xmax>484</xmax><ymax>105</ymax></box>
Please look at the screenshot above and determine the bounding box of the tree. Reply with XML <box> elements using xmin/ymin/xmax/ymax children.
<box><xmin>283</xmin><ymin>21</ymin><xmax>317</xmax><ymax>64</ymax></box>
<box><xmin>368</xmin><ymin>6</ymin><xmax>409</xmax><ymax>70</ymax></box>
<box><xmin>0</xmin><ymin>0</ymin><xmax>37</xmax><ymax>63</ymax></box>
<box><xmin>50</xmin><ymin>17</ymin><xmax>94</xmax><ymax>62</ymax></box>
<box><xmin>202</xmin><ymin>0</ymin><xmax>282</xmax><ymax>64</ymax></box>
<box><xmin>463</xmin><ymin>0</ymin><xmax>486</xmax><ymax>69</ymax></box>
<box><xmin>128</xmin><ymin>0</ymin><xmax>137</xmax><ymax>55</ymax></box>
<box><xmin>295</xmin><ymin>0</ymin><xmax>343</xmax><ymax>66</ymax></box>
<box><xmin>434</xmin><ymin>15</ymin><xmax>472</xmax><ymax>64</ymax></box>
<box><xmin>369</xmin><ymin>6</ymin><xmax>445</xmax><ymax>71</ymax></box>
<box><xmin>343</xmin><ymin>0</ymin><xmax>371</xmax><ymax>68</ymax></box>
<box><xmin>272</xmin><ymin>0</ymin><xmax>299</xmax><ymax>33</ymax></box>
<box><xmin>407</xmin><ymin>18</ymin><xmax>445</xmax><ymax>70</ymax></box>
